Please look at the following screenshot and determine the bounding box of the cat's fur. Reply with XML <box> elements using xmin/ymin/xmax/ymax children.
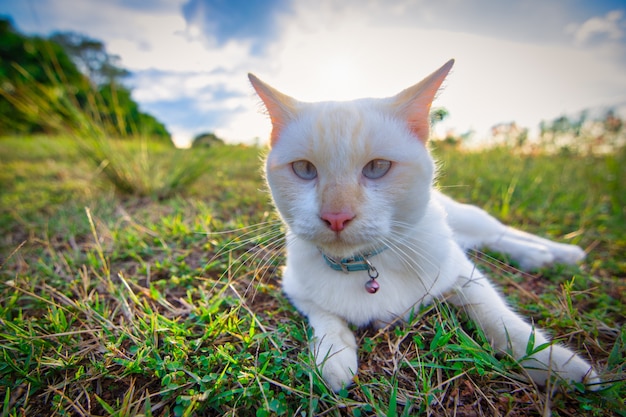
<box><xmin>248</xmin><ymin>60</ymin><xmax>599</xmax><ymax>392</ymax></box>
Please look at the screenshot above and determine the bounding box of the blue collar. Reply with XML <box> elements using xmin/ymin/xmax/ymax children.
<box><xmin>321</xmin><ymin>247</ymin><xmax>387</xmax><ymax>274</ymax></box>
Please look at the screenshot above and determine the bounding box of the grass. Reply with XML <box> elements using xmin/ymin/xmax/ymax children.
<box><xmin>0</xmin><ymin>135</ymin><xmax>624</xmax><ymax>416</ymax></box>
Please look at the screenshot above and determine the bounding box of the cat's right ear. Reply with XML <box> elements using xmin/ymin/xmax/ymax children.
<box><xmin>248</xmin><ymin>74</ymin><xmax>298</xmax><ymax>146</ymax></box>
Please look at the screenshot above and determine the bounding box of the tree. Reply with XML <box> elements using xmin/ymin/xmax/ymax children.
<box><xmin>0</xmin><ymin>18</ymin><xmax>89</xmax><ymax>134</ymax></box>
<box><xmin>192</xmin><ymin>132</ymin><xmax>225</xmax><ymax>147</ymax></box>
<box><xmin>430</xmin><ymin>107</ymin><xmax>449</xmax><ymax>125</ymax></box>
<box><xmin>0</xmin><ymin>18</ymin><xmax>170</xmax><ymax>140</ymax></box>
<box><xmin>97</xmin><ymin>84</ymin><xmax>169</xmax><ymax>138</ymax></box>
<box><xmin>604</xmin><ymin>109</ymin><xmax>623</xmax><ymax>134</ymax></box>
<box><xmin>50</xmin><ymin>31</ymin><xmax>129</xmax><ymax>86</ymax></box>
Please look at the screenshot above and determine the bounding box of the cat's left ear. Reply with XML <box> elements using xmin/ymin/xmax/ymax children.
<box><xmin>392</xmin><ymin>59</ymin><xmax>454</xmax><ymax>143</ymax></box>
<box><xmin>248</xmin><ymin>73</ymin><xmax>299</xmax><ymax>146</ymax></box>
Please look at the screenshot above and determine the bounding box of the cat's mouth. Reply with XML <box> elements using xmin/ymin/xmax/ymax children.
<box><xmin>318</xmin><ymin>243</ymin><xmax>378</xmax><ymax>261</ymax></box>
<box><xmin>307</xmin><ymin>231</ymin><xmax>358</xmax><ymax>257</ymax></box>
<box><xmin>292</xmin><ymin>214</ymin><xmax>387</xmax><ymax>258</ymax></box>
<box><xmin>312</xmin><ymin>229</ymin><xmax>383</xmax><ymax>260</ymax></box>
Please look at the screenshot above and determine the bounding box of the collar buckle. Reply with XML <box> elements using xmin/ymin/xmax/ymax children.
<box><xmin>320</xmin><ymin>246</ymin><xmax>387</xmax><ymax>274</ymax></box>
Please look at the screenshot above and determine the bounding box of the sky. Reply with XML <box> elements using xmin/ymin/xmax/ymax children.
<box><xmin>1</xmin><ymin>0</ymin><xmax>626</xmax><ymax>147</ymax></box>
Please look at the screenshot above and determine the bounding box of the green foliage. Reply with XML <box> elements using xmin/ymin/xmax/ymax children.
<box><xmin>0</xmin><ymin>17</ymin><xmax>169</xmax><ymax>140</ymax></box>
<box><xmin>0</xmin><ymin>18</ymin><xmax>186</xmax><ymax>197</ymax></box>
<box><xmin>49</xmin><ymin>31</ymin><xmax>130</xmax><ymax>86</ymax></box>
<box><xmin>0</xmin><ymin>18</ymin><xmax>88</xmax><ymax>134</ymax></box>
<box><xmin>0</xmin><ymin>136</ymin><xmax>624</xmax><ymax>416</ymax></box>
<box><xmin>536</xmin><ymin>109</ymin><xmax>625</xmax><ymax>154</ymax></box>
<box><xmin>192</xmin><ymin>132</ymin><xmax>226</xmax><ymax>148</ymax></box>
<box><xmin>430</xmin><ymin>107</ymin><xmax>449</xmax><ymax>124</ymax></box>
<box><xmin>78</xmin><ymin>135</ymin><xmax>212</xmax><ymax>199</ymax></box>
<box><xmin>94</xmin><ymin>84</ymin><xmax>170</xmax><ymax>139</ymax></box>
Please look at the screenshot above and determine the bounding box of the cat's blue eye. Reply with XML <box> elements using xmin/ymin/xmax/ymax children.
<box><xmin>362</xmin><ymin>159</ymin><xmax>391</xmax><ymax>179</ymax></box>
<box><xmin>292</xmin><ymin>160</ymin><xmax>317</xmax><ymax>180</ymax></box>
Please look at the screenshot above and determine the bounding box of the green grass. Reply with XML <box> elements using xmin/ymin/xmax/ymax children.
<box><xmin>1</xmin><ymin>136</ymin><xmax>624</xmax><ymax>416</ymax></box>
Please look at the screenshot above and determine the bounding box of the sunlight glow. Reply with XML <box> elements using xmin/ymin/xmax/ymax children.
<box><xmin>5</xmin><ymin>0</ymin><xmax>625</xmax><ymax>146</ymax></box>
<box><xmin>315</xmin><ymin>57</ymin><xmax>363</xmax><ymax>101</ymax></box>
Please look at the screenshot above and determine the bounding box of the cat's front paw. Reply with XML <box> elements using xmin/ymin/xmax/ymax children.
<box><xmin>319</xmin><ymin>347</ymin><xmax>358</xmax><ymax>392</ymax></box>
<box><xmin>314</xmin><ymin>335</ymin><xmax>358</xmax><ymax>392</ymax></box>
<box><xmin>522</xmin><ymin>344</ymin><xmax>600</xmax><ymax>390</ymax></box>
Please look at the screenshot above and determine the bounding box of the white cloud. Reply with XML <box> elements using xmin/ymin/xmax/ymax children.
<box><xmin>223</xmin><ymin>1</ymin><xmax>626</xmax><ymax>144</ymax></box>
<box><xmin>15</xmin><ymin>0</ymin><xmax>185</xmax><ymax>48</ymax></box>
<box><xmin>111</xmin><ymin>34</ymin><xmax>257</xmax><ymax>74</ymax></box>
<box><xmin>12</xmin><ymin>0</ymin><xmax>257</xmax><ymax>74</ymax></box>
<box><xmin>5</xmin><ymin>0</ymin><xmax>626</xmax><ymax>146</ymax></box>
<box><xmin>568</xmin><ymin>10</ymin><xmax>624</xmax><ymax>46</ymax></box>
<box><xmin>131</xmin><ymin>71</ymin><xmax>222</xmax><ymax>103</ymax></box>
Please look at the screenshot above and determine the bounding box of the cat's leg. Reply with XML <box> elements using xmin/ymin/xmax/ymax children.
<box><xmin>496</xmin><ymin>226</ymin><xmax>586</xmax><ymax>267</ymax></box>
<box><xmin>302</xmin><ymin>306</ymin><xmax>359</xmax><ymax>392</ymax></box>
<box><xmin>447</xmin><ymin>252</ymin><xmax>599</xmax><ymax>388</ymax></box>
<box><xmin>435</xmin><ymin>191</ymin><xmax>585</xmax><ymax>269</ymax></box>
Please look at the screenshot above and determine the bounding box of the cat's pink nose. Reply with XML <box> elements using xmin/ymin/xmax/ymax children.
<box><xmin>321</xmin><ymin>211</ymin><xmax>355</xmax><ymax>232</ymax></box>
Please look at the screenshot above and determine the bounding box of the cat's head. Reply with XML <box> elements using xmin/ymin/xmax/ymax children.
<box><xmin>250</xmin><ymin>60</ymin><xmax>453</xmax><ymax>258</ymax></box>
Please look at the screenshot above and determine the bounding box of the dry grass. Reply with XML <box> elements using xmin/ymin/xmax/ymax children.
<box><xmin>1</xmin><ymin>136</ymin><xmax>624</xmax><ymax>416</ymax></box>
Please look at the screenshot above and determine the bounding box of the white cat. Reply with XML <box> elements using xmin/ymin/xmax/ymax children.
<box><xmin>435</xmin><ymin>191</ymin><xmax>586</xmax><ymax>270</ymax></box>
<box><xmin>248</xmin><ymin>59</ymin><xmax>598</xmax><ymax>393</ymax></box>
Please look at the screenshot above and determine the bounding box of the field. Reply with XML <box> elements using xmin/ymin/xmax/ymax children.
<box><xmin>1</xmin><ymin>135</ymin><xmax>625</xmax><ymax>416</ymax></box>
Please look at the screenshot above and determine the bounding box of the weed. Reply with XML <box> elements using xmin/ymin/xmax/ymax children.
<box><xmin>2</xmin><ymin>63</ymin><xmax>213</xmax><ymax>199</ymax></box>
<box><xmin>0</xmin><ymin>137</ymin><xmax>624</xmax><ymax>416</ymax></box>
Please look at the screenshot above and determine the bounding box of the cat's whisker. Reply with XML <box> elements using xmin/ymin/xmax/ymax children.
<box><xmin>388</xmin><ymin>222</ymin><xmax>453</xmax><ymax>246</ymax></box>
<box><xmin>384</xmin><ymin>226</ymin><xmax>447</xmax><ymax>275</ymax></box>
<box><xmin>239</xmin><ymin>233</ymin><xmax>303</xmax><ymax>306</ymax></box>
<box><xmin>198</xmin><ymin>219</ymin><xmax>281</xmax><ymax>236</ymax></box>
<box><xmin>389</xmin><ymin>219</ymin><xmax>450</xmax><ymax>238</ymax></box>
<box><xmin>380</xmin><ymin>237</ymin><xmax>440</xmax><ymax>296</ymax></box>
<box><xmin>392</xmin><ymin>236</ymin><xmax>442</xmax><ymax>273</ymax></box>
<box><xmin>219</xmin><ymin>227</ymin><xmax>292</xmax><ymax>303</ymax></box>
<box><xmin>205</xmin><ymin>225</ymin><xmax>284</xmax><ymax>284</ymax></box>
<box><xmin>379</xmin><ymin>237</ymin><xmax>423</xmax><ymax>274</ymax></box>
<box><xmin>467</xmin><ymin>249</ymin><xmax>538</xmax><ymax>280</ymax></box>
<box><xmin>389</xmin><ymin>221</ymin><xmax>550</xmax><ymax>286</ymax></box>
<box><xmin>246</xmin><ymin>64</ymin><xmax>601</xmax><ymax>393</ymax></box>
<box><xmin>201</xmin><ymin>221</ymin><xmax>284</xmax><ymax>270</ymax></box>
<box><xmin>238</xmin><ymin>230</ymin><xmax>285</xmax><ymax>265</ymax></box>
<box><xmin>239</xmin><ymin>233</ymin><xmax>288</xmax><ymax>296</ymax></box>
<box><xmin>198</xmin><ymin>220</ymin><xmax>283</xmax><ymax>271</ymax></box>
<box><xmin>389</xmin><ymin>220</ymin><xmax>541</xmax><ymax>282</ymax></box>
<box><xmin>216</xmin><ymin>222</ymin><xmax>284</xmax><ymax>251</ymax></box>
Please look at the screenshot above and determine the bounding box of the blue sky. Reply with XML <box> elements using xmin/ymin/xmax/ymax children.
<box><xmin>1</xmin><ymin>0</ymin><xmax>625</xmax><ymax>146</ymax></box>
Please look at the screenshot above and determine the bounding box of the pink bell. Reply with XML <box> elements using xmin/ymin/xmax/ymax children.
<box><xmin>365</xmin><ymin>279</ymin><xmax>379</xmax><ymax>294</ymax></box>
